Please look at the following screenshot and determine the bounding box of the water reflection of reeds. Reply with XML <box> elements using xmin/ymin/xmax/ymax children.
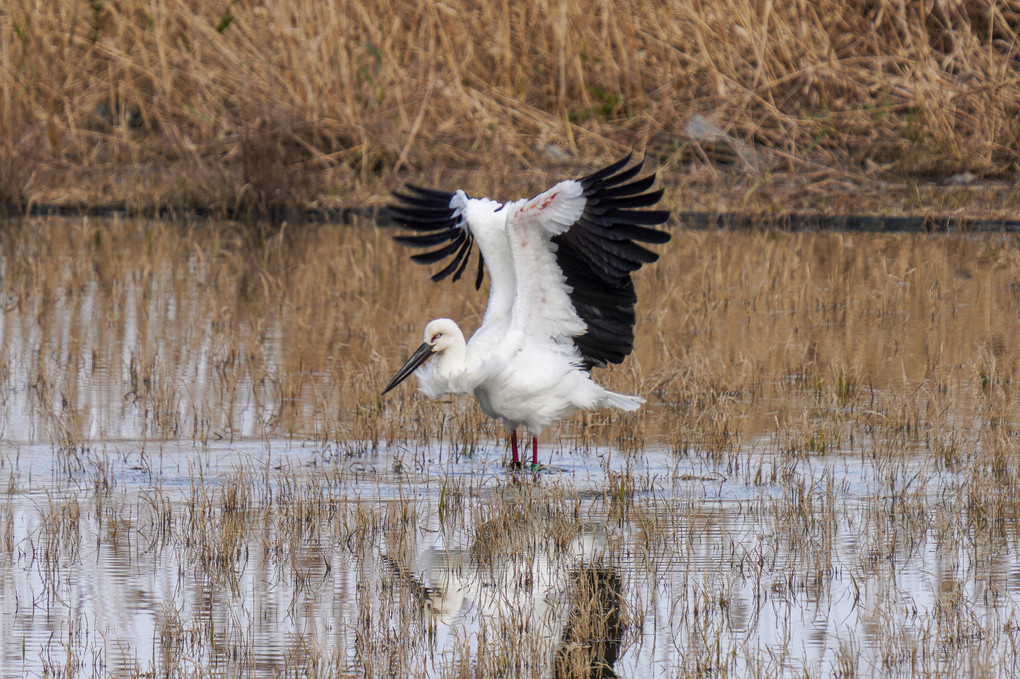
<box><xmin>1</xmin><ymin>218</ymin><xmax>1020</xmax><ymax>676</ymax></box>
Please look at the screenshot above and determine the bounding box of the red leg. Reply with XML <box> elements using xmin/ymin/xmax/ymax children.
<box><xmin>510</xmin><ymin>430</ymin><xmax>520</xmax><ymax>467</ymax></box>
<box><xmin>531</xmin><ymin>436</ymin><xmax>539</xmax><ymax>467</ymax></box>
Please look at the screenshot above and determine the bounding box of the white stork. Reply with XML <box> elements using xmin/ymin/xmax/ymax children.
<box><xmin>382</xmin><ymin>155</ymin><xmax>669</xmax><ymax>468</ymax></box>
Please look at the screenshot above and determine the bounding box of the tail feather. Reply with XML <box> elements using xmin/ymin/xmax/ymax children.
<box><xmin>602</xmin><ymin>391</ymin><xmax>644</xmax><ymax>412</ymax></box>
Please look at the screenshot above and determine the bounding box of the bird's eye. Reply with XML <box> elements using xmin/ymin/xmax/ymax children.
<box><xmin>431</xmin><ymin>333</ymin><xmax>441</xmax><ymax>342</ymax></box>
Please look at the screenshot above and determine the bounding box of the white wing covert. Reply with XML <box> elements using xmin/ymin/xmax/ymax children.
<box><xmin>504</xmin><ymin>180</ymin><xmax>589</xmax><ymax>343</ymax></box>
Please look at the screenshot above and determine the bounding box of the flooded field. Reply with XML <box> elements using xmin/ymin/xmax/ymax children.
<box><xmin>2</xmin><ymin>217</ymin><xmax>1020</xmax><ymax>677</ymax></box>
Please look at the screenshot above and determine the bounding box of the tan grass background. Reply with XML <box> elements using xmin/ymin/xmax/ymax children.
<box><xmin>2</xmin><ymin>0</ymin><xmax>1019</xmax><ymax>214</ymax></box>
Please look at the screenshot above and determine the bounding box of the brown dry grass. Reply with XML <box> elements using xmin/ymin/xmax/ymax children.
<box><xmin>2</xmin><ymin>1</ymin><xmax>1019</xmax><ymax>215</ymax></box>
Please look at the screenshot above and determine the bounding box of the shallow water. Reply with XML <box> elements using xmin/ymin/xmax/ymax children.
<box><xmin>2</xmin><ymin>219</ymin><xmax>1020</xmax><ymax>677</ymax></box>
<box><xmin>3</xmin><ymin>437</ymin><xmax>1019</xmax><ymax>677</ymax></box>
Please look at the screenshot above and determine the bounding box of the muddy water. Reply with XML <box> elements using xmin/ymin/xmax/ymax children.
<box><xmin>2</xmin><ymin>218</ymin><xmax>1020</xmax><ymax>677</ymax></box>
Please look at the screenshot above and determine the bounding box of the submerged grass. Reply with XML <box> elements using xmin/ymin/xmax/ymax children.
<box><xmin>2</xmin><ymin>1</ymin><xmax>1019</xmax><ymax>215</ymax></box>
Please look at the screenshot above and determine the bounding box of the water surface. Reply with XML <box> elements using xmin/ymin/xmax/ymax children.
<box><xmin>2</xmin><ymin>218</ymin><xmax>1020</xmax><ymax>677</ymax></box>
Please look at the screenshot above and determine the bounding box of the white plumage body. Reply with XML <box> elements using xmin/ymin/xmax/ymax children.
<box><xmin>472</xmin><ymin>338</ymin><xmax>643</xmax><ymax>435</ymax></box>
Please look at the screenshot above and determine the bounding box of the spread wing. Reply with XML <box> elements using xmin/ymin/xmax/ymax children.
<box><xmin>552</xmin><ymin>155</ymin><xmax>671</xmax><ymax>367</ymax></box>
<box><xmin>388</xmin><ymin>186</ymin><xmax>486</xmax><ymax>289</ymax></box>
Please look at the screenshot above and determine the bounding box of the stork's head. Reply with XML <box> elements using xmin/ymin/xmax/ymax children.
<box><xmin>382</xmin><ymin>318</ymin><xmax>465</xmax><ymax>395</ymax></box>
<box><xmin>421</xmin><ymin>318</ymin><xmax>464</xmax><ymax>355</ymax></box>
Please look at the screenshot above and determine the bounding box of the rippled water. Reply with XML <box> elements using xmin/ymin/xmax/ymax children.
<box><xmin>2</xmin><ymin>219</ymin><xmax>1020</xmax><ymax>677</ymax></box>
<box><xmin>4</xmin><ymin>437</ymin><xmax>1018</xmax><ymax>677</ymax></box>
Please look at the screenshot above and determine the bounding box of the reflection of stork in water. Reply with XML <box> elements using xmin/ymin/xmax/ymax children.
<box><xmin>382</xmin><ymin>156</ymin><xmax>670</xmax><ymax>469</ymax></box>
<box><xmin>554</xmin><ymin>567</ymin><xmax>624</xmax><ymax>679</ymax></box>
<box><xmin>381</xmin><ymin>524</ymin><xmax>624</xmax><ymax>678</ymax></box>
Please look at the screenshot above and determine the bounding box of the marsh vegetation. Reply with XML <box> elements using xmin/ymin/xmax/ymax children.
<box><xmin>3</xmin><ymin>0</ymin><xmax>1019</xmax><ymax>216</ymax></box>
<box><xmin>3</xmin><ymin>0</ymin><xmax>1020</xmax><ymax>674</ymax></box>
<box><xmin>1</xmin><ymin>217</ymin><xmax>1020</xmax><ymax>676</ymax></box>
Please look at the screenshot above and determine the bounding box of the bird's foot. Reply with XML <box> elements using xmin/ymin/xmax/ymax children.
<box><xmin>505</xmin><ymin>460</ymin><xmax>548</xmax><ymax>475</ymax></box>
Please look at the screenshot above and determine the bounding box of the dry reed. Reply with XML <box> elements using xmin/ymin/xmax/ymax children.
<box><xmin>2</xmin><ymin>1</ymin><xmax>1018</xmax><ymax>215</ymax></box>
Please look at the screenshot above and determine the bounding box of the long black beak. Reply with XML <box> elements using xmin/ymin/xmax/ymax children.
<box><xmin>382</xmin><ymin>342</ymin><xmax>434</xmax><ymax>395</ymax></box>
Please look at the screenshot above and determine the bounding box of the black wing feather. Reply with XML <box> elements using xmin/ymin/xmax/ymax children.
<box><xmin>431</xmin><ymin>238</ymin><xmax>474</xmax><ymax>282</ymax></box>
<box><xmin>449</xmin><ymin>240</ymin><xmax>475</xmax><ymax>282</ymax></box>
<box><xmin>410</xmin><ymin>230</ymin><xmax>466</xmax><ymax>264</ymax></box>
<box><xmin>387</xmin><ymin>186</ymin><xmax>487</xmax><ymax>288</ymax></box>
<box><xmin>553</xmin><ymin>154</ymin><xmax>671</xmax><ymax>367</ymax></box>
<box><xmin>394</xmin><ymin>231</ymin><xmax>462</xmax><ymax>247</ymax></box>
<box><xmin>595</xmin><ymin>174</ymin><xmax>657</xmax><ymax>198</ymax></box>
<box><xmin>404</xmin><ymin>184</ymin><xmax>457</xmax><ymax>200</ymax></box>
<box><xmin>578</xmin><ymin>153</ymin><xmax>634</xmax><ymax>187</ymax></box>
<box><xmin>390</xmin><ymin>191</ymin><xmax>450</xmax><ymax>210</ymax></box>
<box><xmin>474</xmin><ymin>252</ymin><xmax>486</xmax><ymax>290</ymax></box>
<box><xmin>587</xmin><ymin>188</ymin><xmax>665</xmax><ymax>212</ymax></box>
